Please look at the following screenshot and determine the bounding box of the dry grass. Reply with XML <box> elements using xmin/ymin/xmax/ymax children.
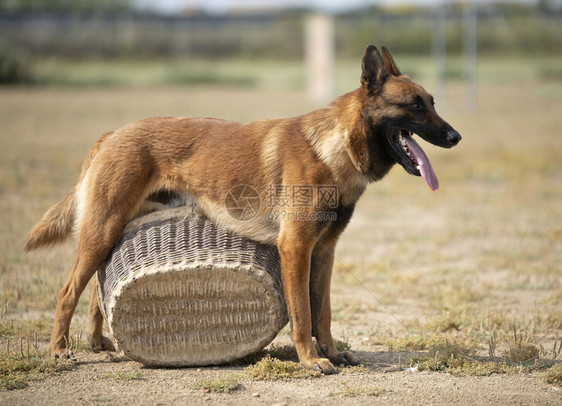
<box><xmin>0</xmin><ymin>55</ymin><xmax>561</xmax><ymax>385</ymax></box>
<box><xmin>0</xmin><ymin>318</ymin><xmax>52</xmax><ymax>341</ymax></box>
<box><xmin>0</xmin><ymin>349</ymin><xmax>74</xmax><ymax>390</ymax></box>
<box><xmin>244</xmin><ymin>355</ymin><xmax>322</xmax><ymax>381</ymax></box>
<box><xmin>544</xmin><ymin>363</ymin><xmax>562</xmax><ymax>386</ymax></box>
<box><xmin>195</xmin><ymin>377</ymin><xmax>244</xmax><ymax>393</ymax></box>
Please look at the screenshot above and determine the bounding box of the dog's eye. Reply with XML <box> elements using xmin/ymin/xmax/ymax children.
<box><xmin>410</xmin><ymin>102</ymin><xmax>423</xmax><ymax>111</ymax></box>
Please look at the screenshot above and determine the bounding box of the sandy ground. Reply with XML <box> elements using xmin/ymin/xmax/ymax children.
<box><xmin>2</xmin><ymin>329</ymin><xmax>561</xmax><ymax>406</ymax></box>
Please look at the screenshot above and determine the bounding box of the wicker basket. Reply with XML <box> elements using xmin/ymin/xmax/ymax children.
<box><xmin>96</xmin><ymin>207</ymin><xmax>288</xmax><ymax>367</ymax></box>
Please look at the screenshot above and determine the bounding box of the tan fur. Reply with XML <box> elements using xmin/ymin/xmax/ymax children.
<box><xmin>25</xmin><ymin>131</ymin><xmax>113</xmax><ymax>251</ymax></box>
<box><xmin>24</xmin><ymin>187</ymin><xmax>77</xmax><ymax>252</ymax></box>
<box><xmin>25</xmin><ymin>46</ymin><xmax>460</xmax><ymax>373</ymax></box>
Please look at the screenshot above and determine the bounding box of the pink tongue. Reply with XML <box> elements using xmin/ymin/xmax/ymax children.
<box><xmin>404</xmin><ymin>136</ymin><xmax>439</xmax><ymax>191</ymax></box>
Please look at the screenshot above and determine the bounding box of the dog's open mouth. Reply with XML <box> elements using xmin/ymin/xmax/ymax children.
<box><xmin>390</xmin><ymin>130</ymin><xmax>439</xmax><ymax>191</ymax></box>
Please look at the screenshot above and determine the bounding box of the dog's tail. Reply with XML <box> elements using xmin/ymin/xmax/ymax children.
<box><xmin>24</xmin><ymin>187</ymin><xmax>77</xmax><ymax>252</ymax></box>
<box><xmin>24</xmin><ymin>131</ymin><xmax>113</xmax><ymax>252</ymax></box>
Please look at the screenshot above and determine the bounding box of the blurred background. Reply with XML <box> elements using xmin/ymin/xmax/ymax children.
<box><xmin>0</xmin><ymin>0</ymin><xmax>560</xmax><ymax>370</ymax></box>
<box><xmin>1</xmin><ymin>0</ymin><xmax>561</xmax><ymax>99</ymax></box>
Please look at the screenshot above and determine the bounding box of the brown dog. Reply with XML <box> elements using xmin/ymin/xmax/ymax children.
<box><xmin>25</xmin><ymin>45</ymin><xmax>460</xmax><ymax>374</ymax></box>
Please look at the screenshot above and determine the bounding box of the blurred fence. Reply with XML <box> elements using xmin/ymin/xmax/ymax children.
<box><xmin>0</xmin><ymin>6</ymin><xmax>561</xmax><ymax>60</ymax></box>
<box><xmin>0</xmin><ymin>12</ymin><xmax>302</xmax><ymax>59</ymax></box>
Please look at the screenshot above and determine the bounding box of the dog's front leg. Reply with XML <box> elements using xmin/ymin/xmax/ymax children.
<box><xmin>310</xmin><ymin>237</ymin><xmax>360</xmax><ymax>367</ymax></box>
<box><xmin>277</xmin><ymin>226</ymin><xmax>338</xmax><ymax>374</ymax></box>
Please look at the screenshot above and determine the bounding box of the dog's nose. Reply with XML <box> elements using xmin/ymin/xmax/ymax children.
<box><xmin>446</xmin><ymin>130</ymin><xmax>462</xmax><ymax>146</ymax></box>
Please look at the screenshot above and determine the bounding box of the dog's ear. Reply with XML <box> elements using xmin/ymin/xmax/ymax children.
<box><xmin>381</xmin><ymin>46</ymin><xmax>401</xmax><ymax>76</ymax></box>
<box><xmin>361</xmin><ymin>44</ymin><xmax>388</xmax><ymax>91</ymax></box>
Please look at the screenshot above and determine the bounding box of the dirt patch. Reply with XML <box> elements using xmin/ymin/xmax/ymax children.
<box><xmin>2</xmin><ymin>335</ymin><xmax>561</xmax><ymax>405</ymax></box>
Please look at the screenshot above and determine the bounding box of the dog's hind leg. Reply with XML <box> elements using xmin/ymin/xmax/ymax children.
<box><xmin>49</xmin><ymin>165</ymin><xmax>153</xmax><ymax>357</ymax></box>
<box><xmin>49</xmin><ymin>216</ymin><xmax>125</xmax><ymax>357</ymax></box>
<box><xmin>310</xmin><ymin>237</ymin><xmax>360</xmax><ymax>367</ymax></box>
<box><xmin>87</xmin><ymin>280</ymin><xmax>115</xmax><ymax>353</ymax></box>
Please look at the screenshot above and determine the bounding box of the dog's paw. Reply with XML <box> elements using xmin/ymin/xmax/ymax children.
<box><xmin>328</xmin><ymin>350</ymin><xmax>360</xmax><ymax>368</ymax></box>
<box><xmin>88</xmin><ymin>334</ymin><xmax>116</xmax><ymax>353</ymax></box>
<box><xmin>302</xmin><ymin>357</ymin><xmax>339</xmax><ymax>375</ymax></box>
<box><xmin>50</xmin><ymin>347</ymin><xmax>74</xmax><ymax>360</ymax></box>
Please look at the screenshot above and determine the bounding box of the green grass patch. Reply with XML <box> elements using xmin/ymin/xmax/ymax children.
<box><xmin>409</xmin><ymin>340</ymin><xmax>518</xmax><ymax>376</ymax></box>
<box><xmin>195</xmin><ymin>376</ymin><xmax>244</xmax><ymax>393</ymax></box>
<box><xmin>402</xmin><ymin>333</ymin><xmax>554</xmax><ymax>377</ymax></box>
<box><xmin>544</xmin><ymin>363</ymin><xmax>562</xmax><ymax>386</ymax></box>
<box><xmin>410</xmin><ymin>338</ymin><xmax>477</xmax><ymax>372</ymax></box>
<box><xmin>414</xmin><ymin>357</ymin><xmax>517</xmax><ymax>376</ymax></box>
<box><xmin>0</xmin><ymin>350</ymin><xmax>74</xmax><ymax>390</ymax></box>
<box><xmin>244</xmin><ymin>355</ymin><xmax>321</xmax><ymax>381</ymax></box>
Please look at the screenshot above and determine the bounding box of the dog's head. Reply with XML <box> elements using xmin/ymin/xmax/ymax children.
<box><xmin>355</xmin><ymin>44</ymin><xmax>461</xmax><ymax>191</ymax></box>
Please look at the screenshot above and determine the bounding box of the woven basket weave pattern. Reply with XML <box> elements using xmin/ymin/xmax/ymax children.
<box><xmin>97</xmin><ymin>207</ymin><xmax>288</xmax><ymax>366</ymax></box>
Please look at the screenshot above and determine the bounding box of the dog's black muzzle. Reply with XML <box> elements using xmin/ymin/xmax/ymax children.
<box><xmin>387</xmin><ymin>117</ymin><xmax>461</xmax><ymax>149</ymax></box>
<box><xmin>416</xmin><ymin>123</ymin><xmax>462</xmax><ymax>149</ymax></box>
<box><xmin>445</xmin><ymin>129</ymin><xmax>462</xmax><ymax>147</ymax></box>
